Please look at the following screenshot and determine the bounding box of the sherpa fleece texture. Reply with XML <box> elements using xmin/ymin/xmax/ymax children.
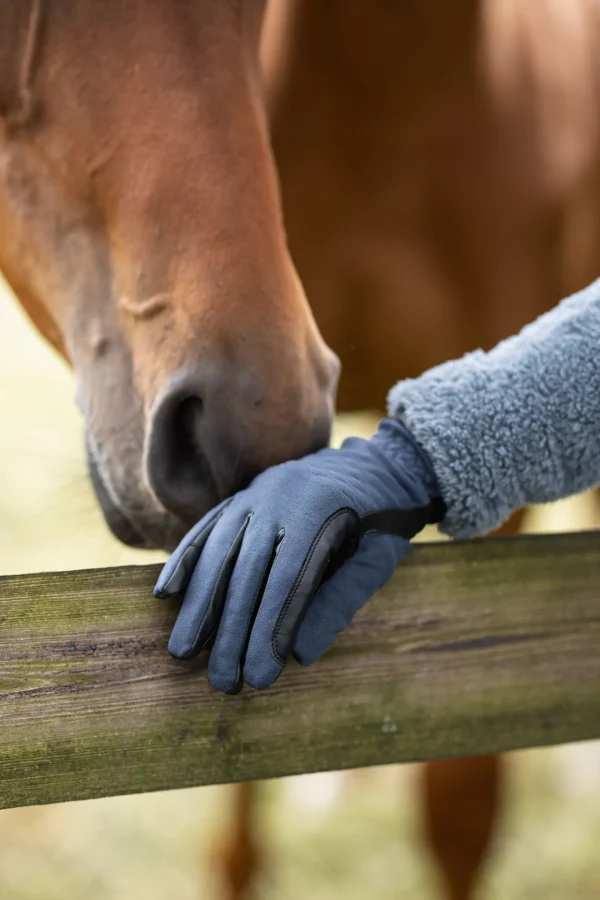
<box><xmin>388</xmin><ymin>279</ymin><xmax>600</xmax><ymax>539</ymax></box>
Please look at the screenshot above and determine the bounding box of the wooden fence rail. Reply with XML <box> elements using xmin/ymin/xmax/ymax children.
<box><xmin>1</xmin><ymin>531</ymin><xmax>600</xmax><ymax>811</ymax></box>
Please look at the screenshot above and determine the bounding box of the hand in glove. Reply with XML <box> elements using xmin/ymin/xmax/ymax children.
<box><xmin>154</xmin><ymin>418</ymin><xmax>443</xmax><ymax>693</ymax></box>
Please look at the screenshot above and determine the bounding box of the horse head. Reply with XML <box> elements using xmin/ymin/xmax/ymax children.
<box><xmin>0</xmin><ymin>0</ymin><xmax>339</xmax><ymax>549</ymax></box>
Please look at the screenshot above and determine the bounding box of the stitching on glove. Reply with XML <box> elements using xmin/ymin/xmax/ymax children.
<box><xmin>270</xmin><ymin>507</ymin><xmax>357</xmax><ymax>665</ymax></box>
<box><xmin>182</xmin><ymin>514</ymin><xmax>251</xmax><ymax>658</ymax></box>
<box><xmin>223</xmin><ymin>529</ymin><xmax>284</xmax><ymax>694</ymax></box>
<box><xmin>160</xmin><ymin>505</ymin><xmax>229</xmax><ymax>596</ymax></box>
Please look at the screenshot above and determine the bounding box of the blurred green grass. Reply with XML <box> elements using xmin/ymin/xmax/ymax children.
<box><xmin>1</xmin><ymin>278</ymin><xmax>600</xmax><ymax>899</ymax></box>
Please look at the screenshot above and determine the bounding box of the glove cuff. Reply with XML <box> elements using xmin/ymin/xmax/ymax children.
<box><xmin>370</xmin><ymin>416</ymin><xmax>444</xmax><ymax>513</ymax></box>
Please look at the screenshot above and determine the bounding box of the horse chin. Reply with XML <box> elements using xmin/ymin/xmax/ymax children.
<box><xmin>86</xmin><ymin>446</ymin><xmax>187</xmax><ymax>552</ymax></box>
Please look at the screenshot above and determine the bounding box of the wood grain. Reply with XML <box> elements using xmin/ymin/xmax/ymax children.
<box><xmin>1</xmin><ymin>532</ymin><xmax>600</xmax><ymax>810</ymax></box>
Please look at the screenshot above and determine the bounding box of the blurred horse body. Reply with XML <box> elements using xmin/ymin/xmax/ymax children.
<box><xmin>3</xmin><ymin>1</ymin><xmax>600</xmax><ymax>899</ymax></box>
<box><xmin>268</xmin><ymin>0</ymin><xmax>600</xmax><ymax>411</ymax></box>
<box><xmin>264</xmin><ymin>2</ymin><xmax>600</xmax><ymax>899</ymax></box>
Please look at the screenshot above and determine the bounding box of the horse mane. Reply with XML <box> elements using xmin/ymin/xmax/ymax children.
<box><xmin>0</xmin><ymin>0</ymin><xmax>44</xmax><ymax>132</ymax></box>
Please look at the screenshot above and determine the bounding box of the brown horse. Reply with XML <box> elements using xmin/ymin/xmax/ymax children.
<box><xmin>3</xmin><ymin>1</ymin><xmax>600</xmax><ymax>899</ymax></box>
<box><xmin>0</xmin><ymin>0</ymin><xmax>339</xmax><ymax>552</ymax></box>
<box><xmin>266</xmin><ymin>2</ymin><xmax>600</xmax><ymax>899</ymax></box>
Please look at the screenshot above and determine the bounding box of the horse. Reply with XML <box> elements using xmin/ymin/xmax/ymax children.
<box><xmin>0</xmin><ymin>0</ymin><xmax>339</xmax><ymax>553</ymax></box>
<box><xmin>3</xmin><ymin>1</ymin><xmax>600</xmax><ymax>899</ymax></box>
<box><xmin>266</xmin><ymin>1</ymin><xmax>600</xmax><ymax>898</ymax></box>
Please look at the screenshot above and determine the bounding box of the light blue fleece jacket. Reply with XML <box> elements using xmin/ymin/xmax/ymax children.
<box><xmin>388</xmin><ymin>279</ymin><xmax>600</xmax><ymax>539</ymax></box>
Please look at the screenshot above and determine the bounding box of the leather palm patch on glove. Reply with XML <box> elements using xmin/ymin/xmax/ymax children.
<box><xmin>155</xmin><ymin>418</ymin><xmax>443</xmax><ymax>693</ymax></box>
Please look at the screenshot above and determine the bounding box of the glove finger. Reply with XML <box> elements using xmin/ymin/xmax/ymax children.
<box><xmin>242</xmin><ymin>508</ymin><xmax>359</xmax><ymax>690</ymax></box>
<box><xmin>208</xmin><ymin>520</ymin><xmax>282</xmax><ymax>694</ymax></box>
<box><xmin>293</xmin><ymin>534</ymin><xmax>409</xmax><ymax>667</ymax></box>
<box><xmin>154</xmin><ymin>498</ymin><xmax>232</xmax><ymax>598</ymax></box>
<box><xmin>167</xmin><ymin>509</ymin><xmax>251</xmax><ymax>659</ymax></box>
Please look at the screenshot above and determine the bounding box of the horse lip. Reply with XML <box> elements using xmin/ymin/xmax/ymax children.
<box><xmin>87</xmin><ymin>443</ymin><xmax>217</xmax><ymax>551</ymax></box>
<box><xmin>86</xmin><ymin>448</ymin><xmax>149</xmax><ymax>547</ymax></box>
<box><xmin>104</xmin><ymin>510</ymin><xmax>149</xmax><ymax>549</ymax></box>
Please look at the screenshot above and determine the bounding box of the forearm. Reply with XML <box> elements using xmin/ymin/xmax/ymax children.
<box><xmin>388</xmin><ymin>279</ymin><xmax>600</xmax><ymax>538</ymax></box>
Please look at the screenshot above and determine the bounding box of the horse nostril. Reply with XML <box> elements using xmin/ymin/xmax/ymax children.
<box><xmin>146</xmin><ymin>389</ymin><xmax>218</xmax><ymax>525</ymax></box>
<box><xmin>172</xmin><ymin>396</ymin><xmax>205</xmax><ymax>472</ymax></box>
<box><xmin>146</xmin><ymin>360</ymin><xmax>334</xmax><ymax>530</ymax></box>
<box><xmin>168</xmin><ymin>397</ymin><xmax>208</xmax><ymax>479</ymax></box>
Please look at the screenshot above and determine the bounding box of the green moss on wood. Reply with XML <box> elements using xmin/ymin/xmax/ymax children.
<box><xmin>1</xmin><ymin>533</ymin><xmax>600</xmax><ymax>809</ymax></box>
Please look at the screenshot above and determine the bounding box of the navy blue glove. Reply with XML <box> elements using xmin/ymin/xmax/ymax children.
<box><xmin>154</xmin><ymin>418</ymin><xmax>443</xmax><ymax>693</ymax></box>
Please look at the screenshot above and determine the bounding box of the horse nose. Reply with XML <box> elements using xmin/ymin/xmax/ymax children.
<box><xmin>146</xmin><ymin>362</ymin><xmax>336</xmax><ymax>527</ymax></box>
<box><xmin>144</xmin><ymin>368</ymin><xmax>248</xmax><ymax>526</ymax></box>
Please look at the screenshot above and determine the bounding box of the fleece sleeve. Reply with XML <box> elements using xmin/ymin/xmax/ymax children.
<box><xmin>387</xmin><ymin>279</ymin><xmax>600</xmax><ymax>538</ymax></box>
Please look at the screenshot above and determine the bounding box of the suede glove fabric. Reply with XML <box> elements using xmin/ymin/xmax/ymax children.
<box><xmin>155</xmin><ymin>418</ymin><xmax>442</xmax><ymax>693</ymax></box>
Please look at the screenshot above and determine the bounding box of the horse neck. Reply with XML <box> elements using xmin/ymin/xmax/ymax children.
<box><xmin>265</xmin><ymin>0</ymin><xmax>485</xmax><ymax>119</ymax></box>
<box><xmin>266</xmin><ymin>0</ymin><xmax>600</xmax><ymax>122</ymax></box>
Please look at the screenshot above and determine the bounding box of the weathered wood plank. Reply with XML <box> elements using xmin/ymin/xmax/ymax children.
<box><xmin>1</xmin><ymin>532</ymin><xmax>600</xmax><ymax>810</ymax></box>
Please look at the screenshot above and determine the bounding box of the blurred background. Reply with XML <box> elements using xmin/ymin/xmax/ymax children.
<box><xmin>2</xmin><ymin>275</ymin><xmax>600</xmax><ymax>900</ymax></box>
